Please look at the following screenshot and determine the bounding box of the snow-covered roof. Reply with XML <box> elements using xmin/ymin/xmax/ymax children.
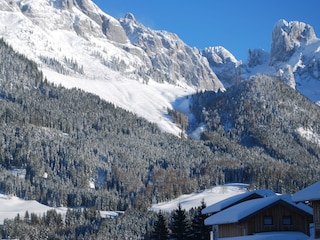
<box><xmin>204</xmin><ymin>194</ymin><xmax>313</xmax><ymax>226</ymax></box>
<box><xmin>202</xmin><ymin>189</ymin><xmax>276</xmax><ymax>215</ymax></box>
<box><xmin>292</xmin><ymin>181</ymin><xmax>320</xmax><ymax>202</ymax></box>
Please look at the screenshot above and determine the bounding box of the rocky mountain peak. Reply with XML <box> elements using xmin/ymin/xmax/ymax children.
<box><xmin>124</xmin><ymin>12</ymin><xmax>136</xmax><ymax>21</ymax></box>
<box><xmin>270</xmin><ymin>19</ymin><xmax>317</xmax><ymax>64</ymax></box>
<box><xmin>202</xmin><ymin>46</ymin><xmax>242</xmax><ymax>86</ymax></box>
<box><xmin>203</xmin><ymin>46</ymin><xmax>239</xmax><ymax>65</ymax></box>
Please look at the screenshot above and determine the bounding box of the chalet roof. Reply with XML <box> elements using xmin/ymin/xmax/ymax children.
<box><xmin>292</xmin><ymin>181</ymin><xmax>320</xmax><ymax>202</ymax></box>
<box><xmin>204</xmin><ymin>194</ymin><xmax>313</xmax><ymax>226</ymax></box>
<box><xmin>202</xmin><ymin>189</ymin><xmax>276</xmax><ymax>215</ymax></box>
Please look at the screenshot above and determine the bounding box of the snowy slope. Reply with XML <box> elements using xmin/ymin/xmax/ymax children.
<box><xmin>43</xmin><ymin>69</ymin><xmax>194</xmax><ymax>135</ymax></box>
<box><xmin>150</xmin><ymin>184</ymin><xmax>248</xmax><ymax>212</ymax></box>
<box><xmin>0</xmin><ymin>185</ymin><xmax>246</xmax><ymax>224</ymax></box>
<box><xmin>0</xmin><ymin>192</ymin><xmax>121</xmax><ymax>224</ymax></box>
<box><xmin>0</xmin><ymin>192</ymin><xmax>66</xmax><ymax>224</ymax></box>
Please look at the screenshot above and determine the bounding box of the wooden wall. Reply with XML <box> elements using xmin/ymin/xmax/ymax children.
<box><xmin>218</xmin><ymin>201</ymin><xmax>313</xmax><ymax>238</ymax></box>
<box><xmin>314</xmin><ymin>200</ymin><xmax>320</xmax><ymax>239</ymax></box>
<box><xmin>218</xmin><ymin>223</ymin><xmax>248</xmax><ymax>238</ymax></box>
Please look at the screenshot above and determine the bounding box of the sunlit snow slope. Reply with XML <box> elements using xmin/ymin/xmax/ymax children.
<box><xmin>43</xmin><ymin>69</ymin><xmax>194</xmax><ymax>135</ymax></box>
<box><xmin>150</xmin><ymin>184</ymin><xmax>248</xmax><ymax>212</ymax></box>
<box><xmin>0</xmin><ymin>0</ymin><xmax>201</xmax><ymax>136</ymax></box>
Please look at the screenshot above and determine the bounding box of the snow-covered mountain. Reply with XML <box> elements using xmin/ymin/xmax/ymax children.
<box><xmin>0</xmin><ymin>0</ymin><xmax>226</xmax><ymax>92</ymax></box>
<box><xmin>119</xmin><ymin>13</ymin><xmax>223</xmax><ymax>90</ymax></box>
<box><xmin>204</xmin><ymin>19</ymin><xmax>320</xmax><ymax>104</ymax></box>
<box><xmin>246</xmin><ymin>20</ymin><xmax>320</xmax><ymax>102</ymax></box>
<box><xmin>0</xmin><ymin>0</ymin><xmax>226</xmax><ymax>135</ymax></box>
<box><xmin>0</xmin><ymin>0</ymin><xmax>320</xmax><ymax>135</ymax></box>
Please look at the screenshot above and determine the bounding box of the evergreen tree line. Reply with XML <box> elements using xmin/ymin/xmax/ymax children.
<box><xmin>149</xmin><ymin>201</ymin><xmax>210</xmax><ymax>240</ymax></box>
<box><xmin>0</xmin><ymin>201</ymin><xmax>210</xmax><ymax>240</ymax></box>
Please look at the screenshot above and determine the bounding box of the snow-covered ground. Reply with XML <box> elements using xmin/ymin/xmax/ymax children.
<box><xmin>150</xmin><ymin>184</ymin><xmax>248</xmax><ymax>212</ymax></box>
<box><xmin>0</xmin><ymin>193</ymin><xmax>64</xmax><ymax>224</ymax></box>
<box><xmin>0</xmin><ymin>193</ymin><xmax>120</xmax><ymax>224</ymax></box>
<box><xmin>221</xmin><ymin>232</ymin><xmax>309</xmax><ymax>240</ymax></box>
<box><xmin>297</xmin><ymin>127</ymin><xmax>320</xmax><ymax>146</ymax></box>
<box><xmin>0</xmin><ymin>184</ymin><xmax>247</xmax><ymax>224</ymax></box>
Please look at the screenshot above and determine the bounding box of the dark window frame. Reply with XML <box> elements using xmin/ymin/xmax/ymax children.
<box><xmin>263</xmin><ymin>216</ymin><xmax>273</xmax><ymax>225</ymax></box>
<box><xmin>282</xmin><ymin>216</ymin><xmax>292</xmax><ymax>225</ymax></box>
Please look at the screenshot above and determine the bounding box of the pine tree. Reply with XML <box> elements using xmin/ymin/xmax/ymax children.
<box><xmin>24</xmin><ymin>210</ymin><xmax>30</xmax><ymax>222</ymax></box>
<box><xmin>190</xmin><ymin>200</ymin><xmax>211</xmax><ymax>240</ymax></box>
<box><xmin>151</xmin><ymin>211</ymin><xmax>169</xmax><ymax>240</ymax></box>
<box><xmin>170</xmin><ymin>204</ymin><xmax>191</xmax><ymax>240</ymax></box>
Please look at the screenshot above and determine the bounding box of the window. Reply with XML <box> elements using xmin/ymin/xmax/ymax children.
<box><xmin>263</xmin><ymin>216</ymin><xmax>273</xmax><ymax>225</ymax></box>
<box><xmin>282</xmin><ymin>216</ymin><xmax>292</xmax><ymax>225</ymax></box>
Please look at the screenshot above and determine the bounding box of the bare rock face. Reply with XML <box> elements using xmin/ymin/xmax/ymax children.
<box><xmin>270</xmin><ymin>19</ymin><xmax>316</xmax><ymax>65</ymax></box>
<box><xmin>120</xmin><ymin>13</ymin><xmax>225</xmax><ymax>91</ymax></box>
<box><xmin>73</xmin><ymin>0</ymin><xmax>128</xmax><ymax>43</ymax></box>
<box><xmin>202</xmin><ymin>46</ymin><xmax>242</xmax><ymax>86</ymax></box>
<box><xmin>12</xmin><ymin>0</ymin><xmax>128</xmax><ymax>43</ymax></box>
<box><xmin>247</xmin><ymin>49</ymin><xmax>269</xmax><ymax>68</ymax></box>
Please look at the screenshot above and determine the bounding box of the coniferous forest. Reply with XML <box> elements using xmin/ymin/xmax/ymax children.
<box><xmin>0</xmin><ymin>37</ymin><xmax>320</xmax><ymax>239</ymax></box>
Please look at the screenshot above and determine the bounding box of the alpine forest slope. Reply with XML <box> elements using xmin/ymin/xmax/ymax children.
<box><xmin>0</xmin><ymin>38</ymin><xmax>257</xmax><ymax>238</ymax></box>
<box><xmin>1</xmin><ymin>36</ymin><xmax>320</xmax><ymax>238</ymax></box>
<box><xmin>190</xmin><ymin>74</ymin><xmax>320</xmax><ymax>191</ymax></box>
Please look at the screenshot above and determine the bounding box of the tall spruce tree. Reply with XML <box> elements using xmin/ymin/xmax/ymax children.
<box><xmin>151</xmin><ymin>211</ymin><xmax>169</xmax><ymax>240</ymax></box>
<box><xmin>170</xmin><ymin>204</ymin><xmax>191</xmax><ymax>240</ymax></box>
<box><xmin>190</xmin><ymin>200</ymin><xmax>211</xmax><ymax>239</ymax></box>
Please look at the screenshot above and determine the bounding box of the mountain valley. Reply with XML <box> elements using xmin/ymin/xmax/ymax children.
<box><xmin>0</xmin><ymin>0</ymin><xmax>320</xmax><ymax>238</ymax></box>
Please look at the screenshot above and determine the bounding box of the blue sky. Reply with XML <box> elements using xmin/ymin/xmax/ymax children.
<box><xmin>92</xmin><ymin>0</ymin><xmax>320</xmax><ymax>61</ymax></box>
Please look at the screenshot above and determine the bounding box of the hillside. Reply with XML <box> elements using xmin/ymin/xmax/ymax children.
<box><xmin>1</xmin><ymin>37</ymin><xmax>318</xmax><ymax>206</ymax></box>
<box><xmin>189</xmin><ymin>74</ymin><xmax>320</xmax><ymax>191</ymax></box>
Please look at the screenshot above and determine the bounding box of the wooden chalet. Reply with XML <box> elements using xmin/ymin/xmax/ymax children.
<box><xmin>293</xmin><ymin>181</ymin><xmax>320</xmax><ymax>239</ymax></box>
<box><xmin>204</xmin><ymin>194</ymin><xmax>313</xmax><ymax>239</ymax></box>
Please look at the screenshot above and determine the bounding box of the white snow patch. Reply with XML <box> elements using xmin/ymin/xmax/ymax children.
<box><xmin>0</xmin><ymin>193</ymin><xmax>120</xmax><ymax>224</ymax></box>
<box><xmin>221</xmin><ymin>231</ymin><xmax>309</xmax><ymax>240</ymax></box>
<box><xmin>189</xmin><ymin>123</ymin><xmax>207</xmax><ymax>140</ymax></box>
<box><xmin>89</xmin><ymin>179</ymin><xmax>95</xmax><ymax>189</ymax></box>
<box><xmin>150</xmin><ymin>184</ymin><xmax>248</xmax><ymax>213</ymax></box>
<box><xmin>297</xmin><ymin>127</ymin><xmax>320</xmax><ymax>145</ymax></box>
<box><xmin>10</xmin><ymin>168</ymin><xmax>26</xmax><ymax>179</ymax></box>
<box><xmin>100</xmin><ymin>210</ymin><xmax>124</xmax><ymax>219</ymax></box>
<box><xmin>292</xmin><ymin>180</ymin><xmax>320</xmax><ymax>202</ymax></box>
<box><xmin>0</xmin><ymin>193</ymin><xmax>66</xmax><ymax>224</ymax></box>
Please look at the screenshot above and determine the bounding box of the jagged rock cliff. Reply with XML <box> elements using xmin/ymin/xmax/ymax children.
<box><xmin>120</xmin><ymin>13</ymin><xmax>224</xmax><ymax>90</ymax></box>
